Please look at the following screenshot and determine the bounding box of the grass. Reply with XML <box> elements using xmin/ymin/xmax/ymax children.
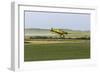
<box><xmin>24</xmin><ymin>39</ymin><xmax>90</xmax><ymax>61</ymax></box>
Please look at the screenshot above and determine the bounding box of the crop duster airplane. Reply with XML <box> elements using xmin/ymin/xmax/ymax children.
<box><xmin>50</xmin><ymin>28</ymin><xmax>68</xmax><ymax>38</ymax></box>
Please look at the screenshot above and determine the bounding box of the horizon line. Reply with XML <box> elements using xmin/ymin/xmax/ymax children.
<box><xmin>25</xmin><ymin>27</ymin><xmax>90</xmax><ymax>31</ymax></box>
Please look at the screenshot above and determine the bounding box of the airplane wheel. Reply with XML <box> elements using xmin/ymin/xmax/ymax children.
<box><xmin>60</xmin><ymin>35</ymin><xmax>65</xmax><ymax>38</ymax></box>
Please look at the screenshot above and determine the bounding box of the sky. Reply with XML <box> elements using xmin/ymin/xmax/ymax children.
<box><xmin>25</xmin><ymin>11</ymin><xmax>90</xmax><ymax>31</ymax></box>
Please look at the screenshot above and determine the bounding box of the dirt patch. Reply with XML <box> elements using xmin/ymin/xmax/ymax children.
<box><xmin>24</xmin><ymin>40</ymin><xmax>87</xmax><ymax>45</ymax></box>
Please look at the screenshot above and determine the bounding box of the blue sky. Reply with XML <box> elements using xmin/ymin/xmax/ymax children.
<box><xmin>25</xmin><ymin>11</ymin><xmax>90</xmax><ymax>31</ymax></box>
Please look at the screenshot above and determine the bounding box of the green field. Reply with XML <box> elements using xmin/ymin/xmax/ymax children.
<box><xmin>24</xmin><ymin>39</ymin><xmax>90</xmax><ymax>61</ymax></box>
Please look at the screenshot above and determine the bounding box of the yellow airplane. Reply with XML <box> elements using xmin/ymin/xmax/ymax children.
<box><xmin>50</xmin><ymin>28</ymin><xmax>68</xmax><ymax>38</ymax></box>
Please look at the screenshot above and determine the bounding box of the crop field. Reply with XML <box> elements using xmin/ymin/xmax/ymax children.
<box><xmin>24</xmin><ymin>39</ymin><xmax>90</xmax><ymax>61</ymax></box>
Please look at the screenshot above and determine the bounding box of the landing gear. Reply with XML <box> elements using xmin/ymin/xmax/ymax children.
<box><xmin>60</xmin><ymin>34</ymin><xmax>65</xmax><ymax>38</ymax></box>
